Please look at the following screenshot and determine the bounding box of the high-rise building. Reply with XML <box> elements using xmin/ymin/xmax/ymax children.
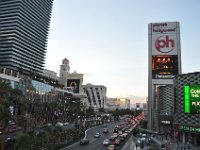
<box><xmin>0</xmin><ymin>0</ymin><xmax>54</xmax><ymax>74</ymax></box>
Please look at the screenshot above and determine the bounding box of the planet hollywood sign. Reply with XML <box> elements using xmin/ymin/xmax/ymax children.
<box><xmin>152</xmin><ymin>23</ymin><xmax>177</xmax><ymax>34</ymax></box>
<box><xmin>151</xmin><ymin>22</ymin><xmax>178</xmax><ymax>55</ymax></box>
<box><xmin>155</xmin><ymin>35</ymin><xmax>175</xmax><ymax>53</ymax></box>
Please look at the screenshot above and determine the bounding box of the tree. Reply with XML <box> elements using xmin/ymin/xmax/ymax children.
<box><xmin>0</xmin><ymin>100</ymin><xmax>13</xmax><ymax>150</ymax></box>
<box><xmin>15</xmin><ymin>133</ymin><xmax>31</xmax><ymax>150</ymax></box>
<box><xmin>0</xmin><ymin>80</ymin><xmax>13</xmax><ymax>150</ymax></box>
<box><xmin>54</xmin><ymin>126</ymin><xmax>63</xmax><ymax>143</ymax></box>
<box><xmin>35</xmin><ymin>131</ymin><xmax>49</xmax><ymax>150</ymax></box>
<box><xmin>86</xmin><ymin>106</ymin><xmax>95</xmax><ymax>117</ymax></box>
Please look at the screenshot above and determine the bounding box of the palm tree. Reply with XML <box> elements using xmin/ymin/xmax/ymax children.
<box><xmin>0</xmin><ymin>80</ymin><xmax>13</xmax><ymax>150</ymax></box>
<box><xmin>16</xmin><ymin>97</ymin><xmax>31</xmax><ymax>132</ymax></box>
<box><xmin>35</xmin><ymin>131</ymin><xmax>49</xmax><ymax>150</ymax></box>
<box><xmin>54</xmin><ymin>126</ymin><xmax>63</xmax><ymax>143</ymax></box>
<box><xmin>27</xmin><ymin>129</ymin><xmax>37</xmax><ymax>149</ymax></box>
<box><xmin>0</xmin><ymin>99</ymin><xmax>13</xmax><ymax>150</ymax></box>
<box><xmin>15</xmin><ymin>133</ymin><xmax>31</xmax><ymax>150</ymax></box>
<box><xmin>43</xmin><ymin>125</ymin><xmax>53</xmax><ymax>143</ymax></box>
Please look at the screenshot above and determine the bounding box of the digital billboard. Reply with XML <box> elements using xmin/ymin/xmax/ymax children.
<box><xmin>67</xmin><ymin>79</ymin><xmax>80</xmax><ymax>93</ymax></box>
<box><xmin>152</xmin><ymin>55</ymin><xmax>178</xmax><ymax>79</ymax></box>
<box><xmin>184</xmin><ymin>85</ymin><xmax>200</xmax><ymax>114</ymax></box>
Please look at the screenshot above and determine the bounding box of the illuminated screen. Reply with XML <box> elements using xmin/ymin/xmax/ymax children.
<box><xmin>152</xmin><ymin>55</ymin><xmax>178</xmax><ymax>79</ymax></box>
<box><xmin>184</xmin><ymin>85</ymin><xmax>200</xmax><ymax>114</ymax></box>
<box><xmin>67</xmin><ymin>79</ymin><xmax>80</xmax><ymax>93</ymax></box>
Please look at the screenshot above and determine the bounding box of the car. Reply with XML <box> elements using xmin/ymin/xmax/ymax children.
<box><xmin>113</xmin><ymin>133</ymin><xmax>118</xmax><ymax>138</ymax></box>
<box><xmin>94</xmin><ymin>132</ymin><xmax>101</xmax><ymax>138</ymax></box>
<box><xmin>114</xmin><ymin>139</ymin><xmax>121</xmax><ymax>145</ymax></box>
<box><xmin>113</xmin><ymin>129</ymin><xmax>118</xmax><ymax>133</ymax></box>
<box><xmin>119</xmin><ymin>135</ymin><xmax>125</xmax><ymax>141</ymax></box>
<box><xmin>63</xmin><ymin>122</ymin><xmax>69</xmax><ymax>126</ymax></box>
<box><xmin>109</xmin><ymin>135</ymin><xmax>116</xmax><ymax>141</ymax></box>
<box><xmin>107</xmin><ymin>144</ymin><xmax>116</xmax><ymax>150</ymax></box>
<box><xmin>135</xmin><ymin>139</ymin><xmax>142</xmax><ymax>147</ymax></box>
<box><xmin>122</xmin><ymin>133</ymin><xmax>128</xmax><ymax>138</ymax></box>
<box><xmin>118</xmin><ymin>130</ymin><xmax>123</xmax><ymax>135</ymax></box>
<box><xmin>56</xmin><ymin>122</ymin><xmax>63</xmax><ymax>126</ymax></box>
<box><xmin>103</xmin><ymin>128</ymin><xmax>109</xmax><ymax>133</ymax></box>
<box><xmin>80</xmin><ymin>138</ymin><xmax>89</xmax><ymax>145</ymax></box>
<box><xmin>103</xmin><ymin>139</ymin><xmax>110</xmax><ymax>145</ymax></box>
<box><xmin>5</xmin><ymin>135</ymin><xmax>16</xmax><ymax>143</ymax></box>
<box><xmin>47</xmin><ymin>123</ymin><xmax>53</xmax><ymax>126</ymax></box>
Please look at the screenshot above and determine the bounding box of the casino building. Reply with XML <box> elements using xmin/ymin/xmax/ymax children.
<box><xmin>174</xmin><ymin>72</ymin><xmax>200</xmax><ymax>146</ymax></box>
<box><xmin>82</xmin><ymin>84</ymin><xmax>107</xmax><ymax>110</ymax></box>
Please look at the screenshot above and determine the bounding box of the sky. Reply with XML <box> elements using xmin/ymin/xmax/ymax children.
<box><xmin>45</xmin><ymin>0</ymin><xmax>200</xmax><ymax>102</ymax></box>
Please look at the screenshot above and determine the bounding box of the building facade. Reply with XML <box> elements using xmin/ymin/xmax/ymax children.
<box><xmin>157</xmin><ymin>85</ymin><xmax>174</xmax><ymax>133</ymax></box>
<box><xmin>0</xmin><ymin>0</ymin><xmax>54</xmax><ymax>74</ymax></box>
<box><xmin>105</xmin><ymin>98</ymin><xmax>118</xmax><ymax>110</ymax></box>
<box><xmin>82</xmin><ymin>83</ymin><xmax>107</xmax><ymax>110</ymax></box>
<box><xmin>105</xmin><ymin>98</ymin><xmax>130</xmax><ymax>110</ymax></box>
<box><xmin>174</xmin><ymin>72</ymin><xmax>200</xmax><ymax>146</ymax></box>
<box><xmin>116</xmin><ymin>98</ymin><xmax>130</xmax><ymax>109</ymax></box>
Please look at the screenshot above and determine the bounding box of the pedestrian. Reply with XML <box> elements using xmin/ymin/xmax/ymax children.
<box><xmin>177</xmin><ymin>142</ymin><xmax>179</xmax><ymax>150</ymax></box>
<box><xmin>187</xmin><ymin>141</ymin><xmax>190</xmax><ymax>150</ymax></box>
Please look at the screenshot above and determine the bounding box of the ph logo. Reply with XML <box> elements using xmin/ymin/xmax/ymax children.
<box><xmin>155</xmin><ymin>35</ymin><xmax>175</xmax><ymax>53</ymax></box>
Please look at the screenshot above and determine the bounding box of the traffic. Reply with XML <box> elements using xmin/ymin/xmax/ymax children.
<box><xmin>63</xmin><ymin>114</ymin><xmax>143</xmax><ymax>150</ymax></box>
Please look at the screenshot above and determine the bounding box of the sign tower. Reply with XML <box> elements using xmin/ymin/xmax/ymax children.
<box><xmin>148</xmin><ymin>22</ymin><xmax>182</xmax><ymax>130</ymax></box>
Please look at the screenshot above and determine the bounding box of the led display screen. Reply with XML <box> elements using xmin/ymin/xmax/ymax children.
<box><xmin>184</xmin><ymin>85</ymin><xmax>200</xmax><ymax>114</ymax></box>
<box><xmin>152</xmin><ymin>55</ymin><xmax>178</xmax><ymax>79</ymax></box>
<box><xmin>67</xmin><ymin>79</ymin><xmax>80</xmax><ymax>93</ymax></box>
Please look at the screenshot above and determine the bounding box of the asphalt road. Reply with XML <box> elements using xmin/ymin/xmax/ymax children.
<box><xmin>61</xmin><ymin>121</ymin><xmax>123</xmax><ymax>150</ymax></box>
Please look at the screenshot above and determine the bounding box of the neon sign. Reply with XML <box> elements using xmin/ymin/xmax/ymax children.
<box><xmin>184</xmin><ymin>85</ymin><xmax>200</xmax><ymax>114</ymax></box>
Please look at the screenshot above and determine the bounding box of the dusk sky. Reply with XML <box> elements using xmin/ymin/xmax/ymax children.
<box><xmin>45</xmin><ymin>0</ymin><xmax>200</xmax><ymax>102</ymax></box>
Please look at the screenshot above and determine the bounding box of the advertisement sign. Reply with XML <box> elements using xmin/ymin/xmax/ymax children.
<box><xmin>152</xmin><ymin>55</ymin><xmax>178</xmax><ymax>79</ymax></box>
<box><xmin>151</xmin><ymin>22</ymin><xmax>177</xmax><ymax>34</ymax></box>
<box><xmin>150</xmin><ymin>22</ymin><xmax>179</xmax><ymax>56</ymax></box>
<box><xmin>67</xmin><ymin>79</ymin><xmax>80</xmax><ymax>93</ymax></box>
<box><xmin>152</xmin><ymin>34</ymin><xmax>177</xmax><ymax>55</ymax></box>
<box><xmin>184</xmin><ymin>85</ymin><xmax>200</xmax><ymax>114</ymax></box>
<box><xmin>180</xmin><ymin>125</ymin><xmax>200</xmax><ymax>133</ymax></box>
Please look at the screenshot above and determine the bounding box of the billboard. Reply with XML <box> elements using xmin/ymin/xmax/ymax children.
<box><xmin>152</xmin><ymin>34</ymin><xmax>178</xmax><ymax>55</ymax></box>
<box><xmin>184</xmin><ymin>85</ymin><xmax>200</xmax><ymax>114</ymax></box>
<box><xmin>150</xmin><ymin>22</ymin><xmax>180</xmax><ymax>79</ymax></box>
<box><xmin>152</xmin><ymin>55</ymin><xmax>178</xmax><ymax>79</ymax></box>
<box><xmin>151</xmin><ymin>22</ymin><xmax>179</xmax><ymax>56</ymax></box>
<box><xmin>67</xmin><ymin>79</ymin><xmax>80</xmax><ymax>93</ymax></box>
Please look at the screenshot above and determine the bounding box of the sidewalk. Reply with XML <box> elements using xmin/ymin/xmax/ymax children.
<box><xmin>152</xmin><ymin>135</ymin><xmax>200</xmax><ymax>150</ymax></box>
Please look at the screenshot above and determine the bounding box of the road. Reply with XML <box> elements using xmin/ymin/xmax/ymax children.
<box><xmin>61</xmin><ymin>121</ymin><xmax>122</xmax><ymax>150</ymax></box>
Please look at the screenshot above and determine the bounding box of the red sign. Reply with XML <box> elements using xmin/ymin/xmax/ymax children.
<box><xmin>155</xmin><ymin>35</ymin><xmax>174</xmax><ymax>53</ymax></box>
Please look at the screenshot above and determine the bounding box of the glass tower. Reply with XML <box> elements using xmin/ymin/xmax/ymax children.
<box><xmin>0</xmin><ymin>0</ymin><xmax>53</xmax><ymax>74</ymax></box>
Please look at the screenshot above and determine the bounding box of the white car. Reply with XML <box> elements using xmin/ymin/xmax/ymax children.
<box><xmin>47</xmin><ymin>123</ymin><xmax>52</xmax><ymax>126</ymax></box>
<box><xmin>63</xmin><ymin>122</ymin><xmax>69</xmax><ymax>126</ymax></box>
<box><xmin>113</xmin><ymin>133</ymin><xmax>118</xmax><ymax>138</ymax></box>
<box><xmin>94</xmin><ymin>133</ymin><xmax>101</xmax><ymax>138</ymax></box>
<box><xmin>56</xmin><ymin>122</ymin><xmax>63</xmax><ymax>126</ymax></box>
<box><xmin>103</xmin><ymin>139</ymin><xmax>110</xmax><ymax>145</ymax></box>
